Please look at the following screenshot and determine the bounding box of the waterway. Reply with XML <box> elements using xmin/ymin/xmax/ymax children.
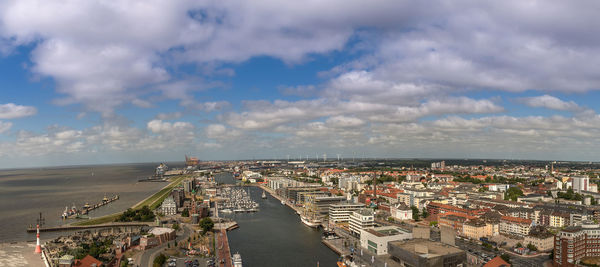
<box><xmin>0</xmin><ymin>163</ymin><xmax>169</xmax><ymax>242</ymax></box>
<box><xmin>215</xmin><ymin>173</ymin><xmax>339</xmax><ymax>267</ymax></box>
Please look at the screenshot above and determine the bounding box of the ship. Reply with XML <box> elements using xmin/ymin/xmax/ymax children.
<box><xmin>232</xmin><ymin>252</ymin><xmax>242</xmax><ymax>267</ymax></box>
<box><xmin>281</xmin><ymin>199</ymin><xmax>286</xmax><ymax>205</ymax></box>
<box><xmin>301</xmin><ymin>216</ymin><xmax>322</xmax><ymax>228</ymax></box>
<box><xmin>261</xmin><ymin>191</ymin><xmax>267</xmax><ymax>199</ymax></box>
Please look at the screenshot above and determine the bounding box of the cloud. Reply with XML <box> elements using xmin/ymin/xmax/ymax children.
<box><xmin>279</xmin><ymin>85</ymin><xmax>319</xmax><ymax>98</ymax></box>
<box><xmin>147</xmin><ymin>120</ymin><xmax>194</xmax><ymax>134</ymax></box>
<box><xmin>155</xmin><ymin>112</ymin><xmax>183</xmax><ymax>120</ymax></box>
<box><xmin>0</xmin><ymin>121</ymin><xmax>12</xmax><ymax>133</ymax></box>
<box><xmin>518</xmin><ymin>95</ymin><xmax>582</xmax><ymax>111</ymax></box>
<box><xmin>0</xmin><ymin>103</ymin><xmax>37</xmax><ymax>119</ymax></box>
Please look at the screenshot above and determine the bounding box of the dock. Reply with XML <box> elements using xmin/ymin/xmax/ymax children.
<box><xmin>63</xmin><ymin>195</ymin><xmax>120</xmax><ymax>220</ymax></box>
<box><xmin>82</xmin><ymin>195</ymin><xmax>119</xmax><ymax>214</ymax></box>
<box><xmin>26</xmin><ymin>222</ymin><xmax>150</xmax><ymax>233</ymax></box>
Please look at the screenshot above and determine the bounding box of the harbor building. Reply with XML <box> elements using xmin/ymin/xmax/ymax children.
<box><xmin>388</xmin><ymin>239</ymin><xmax>466</xmax><ymax>267</ymax></box>
<box><xmin>349</xmin><ymin>208</ymin><xmax>375</xmax><ymax>236</ymax></box>
<box><xmin>553</xmin><ymin>221</ymin><xmax>600</xmax><ymax>266</ymax></box>
<box><xmin>360</xmin><ymin>226</ymin><xmax>412</xmax><ymax>255</ymax></box>
<box><xmin>160</xmin><ymin>196</ymin><xmax>177</xmax><ymax>216</ymax></box>
<box><xmin>304</xmin><ymin>195</ymin><xmax>346</xmax><ymax>216</ymax></box>
<box><xmin>329</xmin><ymin>203</ymin><xmax>365</xmax><ymax>223</ymax></box>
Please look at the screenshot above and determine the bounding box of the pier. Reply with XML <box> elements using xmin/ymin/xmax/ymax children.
<box><xmin>64</xmin><ymin>195</ymin><xmax>120</xmax><ymax>219</ymax></box>
<box><xmin>26</xmin><ymin>222</ymin><xmax>150</xmax><ymax>233</ymax></box>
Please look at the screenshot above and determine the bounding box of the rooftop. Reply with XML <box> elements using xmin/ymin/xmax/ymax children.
<box><xmin>389</xmin><ymin>239</ymin><xmax>464</xmax><ymax>258</ymax></box>
<box><xmin>365</xmin><ymin>226</ymin><xmax>411</xmax><ymax>237</ymax></box>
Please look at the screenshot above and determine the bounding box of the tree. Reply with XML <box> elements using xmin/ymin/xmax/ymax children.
<box><xmin>181</xmin><ymin>208</ymin><xmax>189</xmax><ymax>217</ymax></box>
<box><xmin>153</xmin><ymin>254</ymin><xmax>167</xmax><ymax>267</ymax></box>
<box><xmin>411</xmin><ymin>206</ymin><xmax>420</xmax><ymax>221</ymax></box>
<box><xmin>504</xmin><ymin>187</ymin><xmax>524</xmax><ymax>201</ymax></box>
<box><xmin>199</xmin><ymin>217</ymin><xmax>214</xmax><ymax>234</ymax></box>
<box><xmin>120</xmin><ymin>258</ymin><xmax>129</xmax><ymax>267</ymax></box>
<box><xmin>172</xmin><ymin>223</ymin><xmax>180</xmax><ymax>231</ymax></box>
<box><xmin>516</xmin><ymin>242</ymin><xmax>523</xmax><ymax>248</ymax></box>
<box><xmin>421</xmin><ymin>207</ymin><xmax>429</xmax><ymax>219</ymax></box>
<box><xmin>500</xmin><ymin>253</ymin><xmax>511</xmax><ymax>264</ymax></box>
<box><xmin>527</xmin><ymin>243</ymin><xmax>537</xmax><ymax>251</ymax></box>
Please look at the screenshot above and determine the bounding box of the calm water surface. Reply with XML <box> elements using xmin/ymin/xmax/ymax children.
<box><xmin>215</xmin><ymin>173</ymin><xmax>339</xmax><ymax>267</ymax></box>
<box><xmin>0</xmin><ymin>163</ymin><xmax>169</xmax><ymax>242</ymax></box>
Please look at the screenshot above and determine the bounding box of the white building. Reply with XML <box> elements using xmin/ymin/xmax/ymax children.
<box><xmin>160</xmin><ymin>196</ymin><xmax>177</xmax><ymax>215</ymax></box>
<box><xmin>360</xmin><ymin>226</ymin><xmax>412</xmax><ymax>255</ymax></box>
<box><xmin>349</xmin><ymin>208</ymin><xmax>375</xmax><ymax>236</ymax></box>
<box><xmin>329</xmin><ymin>203</ymin><xmax>365</xmax><ymax>223</ymax></box>
<box><xmin>390</xmin><ymin>203</ymin><xmax>413</xmax><ymax>220</ymax></box>
<box><xmin>572</xmin><ymin>176</ymin><xmax>589</xmax><ymax>192</ymax></box>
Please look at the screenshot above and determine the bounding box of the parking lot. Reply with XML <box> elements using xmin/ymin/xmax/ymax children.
<box><xmin>165</xmin><ymin>257</ymin><xmax>211</xmax><ymax>267</ymax></box>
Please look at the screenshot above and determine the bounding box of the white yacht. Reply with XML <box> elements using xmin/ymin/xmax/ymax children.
<box><xmin>232</xmin><ymin>252</ymin><xmax>242</xmax><ymax>267</ymax></box>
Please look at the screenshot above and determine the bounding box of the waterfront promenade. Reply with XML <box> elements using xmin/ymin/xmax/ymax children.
<box><xmin>217</xmin><ymin>229</ymin><xmax>232</xmax><ymax>267</ymax></box>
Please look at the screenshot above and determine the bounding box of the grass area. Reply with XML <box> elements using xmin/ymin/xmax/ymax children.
<box><xmin>73</xmin><ymin>175</ymin><xmax>188</xmax><ymax>226</ymax></box>
<box><xmin>74</xmin><ymin>213</ymin><xmax>122</xmax><ymax>226</ymax></box>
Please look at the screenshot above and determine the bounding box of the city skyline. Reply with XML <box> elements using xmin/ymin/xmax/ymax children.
<box><xmin>2</xmin><ymin>1</ymin><xmax>600</xmax><ymax>168</ymax></box>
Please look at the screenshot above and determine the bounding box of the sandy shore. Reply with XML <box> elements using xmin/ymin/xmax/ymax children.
<box><xmin>0</xmin><ymin>242</ymin><xmax>45</xmax><ymax>267</ymax></box>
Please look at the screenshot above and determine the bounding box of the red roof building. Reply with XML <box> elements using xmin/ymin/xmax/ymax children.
<box><xmin>74</xmin><ymin>255</ymin><xmax>103</xmax><ymax>267</ymax></box>
<box><xmin>483</xmin><ymin>256</ymin><xmax>510</xmax><ymax>267</ymax></box>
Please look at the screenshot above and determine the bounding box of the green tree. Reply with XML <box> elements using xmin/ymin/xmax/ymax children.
<box><xmin>421</xmin><ymin>207</ymin><xmax>429</xmax><ymax>218</ymax></box>
<box><xmin>181</xmin><ymin>208</ymin><xmax>189</xmax><ymax>217</ymax></box>
<box><xmin>120</xmin><ymin>258</ymin><xmax>129</xmax><ymax>267</ymax></box>
<box><xmin>527</xmin><ymin>243</ymin><xmax>537</xmax><ymax>251</ymax></box>
<box><xmin>504</xmin><ymin>187</ymin><xmax>524</xmax><ymax>201</ymax></box>
<box><xmin>153</xmin><ymin>254</ymin><xmax>167</xmax><ymax>267</ymax></box>
<box><xmin>516</xmin><ymin>242</ymin><xmax>523</xmax><ymax>248</ymax></box>
<box><xmin>500</xmin><ymin>253</ymin><xmax>511</xmax><ymax>264</ymax></box>
<box><xmin>411</xmin><ymin>206</ymin><xmax>420</xmax><ymax>221</ymax></box>
<box><xmin>172</xmin><ymin>223</ymin><xmax>180</xmax><ymax>231</ymax></box>
<box><xmin>199</xmin><ymin>217</ymin><xmax>214</xmax><ymax>234</ymax></box>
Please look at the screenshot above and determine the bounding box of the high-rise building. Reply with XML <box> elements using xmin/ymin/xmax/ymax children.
<box><xmin>572</xmin><ymin>176</ymin><xmax>589</xmax><ymax>192</ymax></box>
<box><xmin>553</xmin><ymin>221</ymin><xmax>600</xmax><ymax>267</ymax></box>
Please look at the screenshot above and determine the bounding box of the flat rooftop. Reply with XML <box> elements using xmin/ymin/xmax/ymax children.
<box><xmin>365</xmin><ymin>226</ymin><xmax>411</xmax><ymax>237</ymax></box>
<box><xmin>389</xmin><ymin>239</ymin><xmax>463</xmax><ymax>258</ymax></box>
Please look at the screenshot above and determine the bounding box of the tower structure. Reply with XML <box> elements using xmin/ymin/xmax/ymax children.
<box><xmin>34</xmin><ymin>212</ymin><xmax>44</xmax><ymax>254</ymax></box>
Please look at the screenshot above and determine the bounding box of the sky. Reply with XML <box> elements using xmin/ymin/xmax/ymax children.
<box><xmin>0</xmin><ymin>1</ymin><xmax>600</xmax><ymax>168</ymax></box>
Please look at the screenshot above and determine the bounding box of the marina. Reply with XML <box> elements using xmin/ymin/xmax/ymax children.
<box><xmin>218</xmin><ymin>187</ymin><xmax>259</xmax><ymax>213</ymax></box>
<box><xmin>216</xmin><ymin>173</ymin><xmax>338</xmax><ymax>267</ymax></box>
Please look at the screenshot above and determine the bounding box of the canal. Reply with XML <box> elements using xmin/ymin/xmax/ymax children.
<box><xmin>215</xmin><ymin>173</ymin><xmax>339</xmax><ymax>267</ymax></box>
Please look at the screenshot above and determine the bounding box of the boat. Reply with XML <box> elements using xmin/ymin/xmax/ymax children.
<box><xmin>281</xmin><ymin>200</ymin><xmax>285</xmax><ymax>205</ymax></box>
<box><xmin>232</xmin><ymin>252</ymin><xmax>242</xmax><ymax>267</ymax></box>
<box><xmin>301</xmin><ymin>216</ymin><xmax>322</xmax><ymax>228</ymax></box>
<box><xmin>83</xmin><ymin>202</ymin><xmax>90</xmax><ymax>210</ymax></box>
<box><xmin>261</xmin><ymin>191</ymin><xmax>267</xmax><ymax>199</ymax></box>
<box><xmin>221</xmin><ymin>209</ymin><xmax>233</xmax><ymax>213</ymax></box>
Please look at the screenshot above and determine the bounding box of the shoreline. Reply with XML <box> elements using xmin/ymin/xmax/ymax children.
<box><xmin>70</xmin><ymin>174</ymin><xmax>187</xmax><ymax>226</ymax></box>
